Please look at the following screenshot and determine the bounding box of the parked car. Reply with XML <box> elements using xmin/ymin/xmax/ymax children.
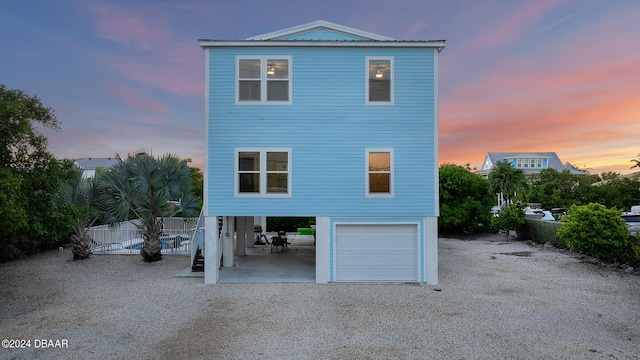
<box><xmin>621</xmin><ymin>214</ymin><xmax>640</xmax><ymax>233</ymax></box>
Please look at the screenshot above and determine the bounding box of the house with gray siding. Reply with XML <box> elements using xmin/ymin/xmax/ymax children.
<box><xmin>477</xmin><ymin>152</ymin><xmax>587</xmax><ymax>178</ymax></box>
<box><xmin>198</xmin><ymin>20</ymin><xmax>445</xmax><ymax>284</ymax></box>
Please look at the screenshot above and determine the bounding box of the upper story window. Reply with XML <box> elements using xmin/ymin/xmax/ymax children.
<box><xmin>366</xmin><ymin>57</ymin><xmax>393</xmax><ymax>105</ymax></box>
<box><xmin>510</xmin><ymin>157</ymin><xmax>547</xmax><ymax>169</ymax></box>
<box><xmin>366</xmin><ymin>149</ymin><xmax>394</xmax><ymax>197</ymax></box>
<box><xmin>236</xmin><ymin>148</ymin><xmax>291</xmax><ymax>197</ymax></box>
<box><xmin>237</xmin><ymin>56</ymin><xmax>291</xmax><ymax>104</ymax></box>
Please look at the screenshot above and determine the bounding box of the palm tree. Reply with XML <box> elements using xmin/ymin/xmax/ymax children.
<box><xmin>631</xmin><ymin>153</ymin><xmax>640</xmax><ymax>169</ymax></box>
<box><xmin>97</xmin><ymin>153</ymin><xmax>199</xmax><ymax>262</ymax></box>
<box><xmin>63</xmin><ymin>168</ymin><xmax>104</xmax><ymax>260</ymax></box>
<box><xmin>488</xmin><ymin>161</ymin><xmax>529</xmax><ymax>205</ymax></box>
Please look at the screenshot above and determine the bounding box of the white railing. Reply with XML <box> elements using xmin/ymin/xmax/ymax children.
<box><xmin>89</xmin><ymin>217</ymin><xmax>196</xmax><ymax>255</ymax></box>
<box><xmin>190</xmin><ymin>207</ymin><xmax>206</xmax><ymax>266</ymax></box>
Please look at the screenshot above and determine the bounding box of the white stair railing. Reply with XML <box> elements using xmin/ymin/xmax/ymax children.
<box><xmin>190</xmin><ymin>206</ymin><xmax>206</xmax><ymax>267</ymax></box>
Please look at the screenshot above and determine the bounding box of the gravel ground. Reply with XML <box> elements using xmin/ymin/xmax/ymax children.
<box><xmin>1</xmin><ymin>234</ymin><xmax>639</xmax><ymax>360</ymax></box>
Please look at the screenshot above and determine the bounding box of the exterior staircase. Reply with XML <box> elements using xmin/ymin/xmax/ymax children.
<box><xmin>191</xmin><ymin>248</ymin><xmax>204</xmax><ymax>272</ymax></box>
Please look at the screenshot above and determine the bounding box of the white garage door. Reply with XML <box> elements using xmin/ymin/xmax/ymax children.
<box><xmin>335</xmin><ymin>224</ymin><xmax>419</xmax><ymax>282</ymax></box>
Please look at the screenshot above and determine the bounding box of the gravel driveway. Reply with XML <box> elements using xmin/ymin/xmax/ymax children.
<box><xmin>1</xmin><ymin>234</ymin><xmax>639</xmax><ymax>359</ymax></box>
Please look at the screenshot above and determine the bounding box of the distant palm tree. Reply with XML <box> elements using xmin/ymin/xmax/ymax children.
<box><xmin>488</xmin><ymin>161</ymin><xmax>529</xmax><ymax>204</ymax></box>
<box><xmin>631</xmin><ymin>153</ymin><xmax>640</xmax><ymax>169</ymax></box>
<box><xmin>63</xmin><ymin>168</ymin><xmax>104</xmax><ymax>260</ymax></box>
<box><xmin>97</xmin><ymin>153</ymin><xmax>199</xmax><ymax>262</ymax></box>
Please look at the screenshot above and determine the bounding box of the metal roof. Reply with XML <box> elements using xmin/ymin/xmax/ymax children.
<box><xmin>74</xmin><ymin>157</ymin><xmax>119</xmax><ymax>170</ymax></box>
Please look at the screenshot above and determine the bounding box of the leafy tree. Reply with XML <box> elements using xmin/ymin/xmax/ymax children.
<box><xmin>189</xmin><ymin>165</ymin><xmax>204</xmax><ymax>209</ymax></box>
<box><xmin>488</xmin><ymin>161</ymin><xmax>529</xmax><ymax>204</ymax></box>
<box><xmin>97</xmin><ymin>152</ymin><xmax>200</xmax><ymax>262</ymax></box>
<box><xmin>1</xmin><ymin>84</ymin><xmax>76</xmax><ymax>260</ymax></box>
<box><xmin>491</xmin><ymin>200</ymin><xmax>525</xmax><ymax>240</ymax></box>
<box><xmin>529</xmin><ymin>169</ymin><xmax>597</xmax><ymax>209</ymax></box>
<box><xmin>589</xmin><ymin>177</ymin><xmax>640</xmax><ymax>210</ymax></box>
<box><xmin>556</xmin><ymin>203</ymin><xmax>628</xmax><ymax>267</ymax></box>
<box><xmin>439</xmin><ymin>164</ymin><xmax>494</xmax><ymax>233</ymax></box>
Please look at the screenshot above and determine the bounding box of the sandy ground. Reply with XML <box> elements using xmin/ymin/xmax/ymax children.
<box><xmin>1</xmin><ymin>234</ymin><xmax>639</xmax><ymax>360</ymax></box>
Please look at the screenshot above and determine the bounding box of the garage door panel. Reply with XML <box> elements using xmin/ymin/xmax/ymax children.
<box><xmin>335</xmin><ymin>224</ymin><xmax>418</xmax><ymax>282</ymax></box>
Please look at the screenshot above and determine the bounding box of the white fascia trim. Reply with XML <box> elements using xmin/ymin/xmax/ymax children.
<box><xmin>244</xmin><ymin>20</ymin><xmax>395</xmax><ymax>41</ymax></box>
<box><xmin>203</xmin><ymin>48</ymin><xmax>210</xmax><ymax>212</ymax></box>
<box><xmin>433</xmin><ymin>51</ymin><xmax>440</xmax><ymax>216</ymax></box>
<box><xmin>199</xmin><ymin>40</ymin><xmax>446</xmax><ymax>51</ymax></box>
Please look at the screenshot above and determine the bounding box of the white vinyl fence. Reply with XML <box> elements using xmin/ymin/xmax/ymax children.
<box><xmin>88</xmin><ymin>217</ymin><xmax>196</xmax><ymax>255</ymax></box>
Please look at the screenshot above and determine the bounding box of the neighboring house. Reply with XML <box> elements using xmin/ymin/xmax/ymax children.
<box><xmin>476</xmin><ymin>152</ymin><xmax>587</xmax><ymax>178</ymax></box>
<box><xmin>74</xmin><ymin>157</ymin><xmax>118</xmax><ymax>179</ymax></box>
<box><xmin>198</xmin><ymin>20</ymin><xmax>445</xmax><ymax>284</ymax></box>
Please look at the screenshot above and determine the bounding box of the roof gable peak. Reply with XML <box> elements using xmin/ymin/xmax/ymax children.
<box><xmin>245</xmin><ymin>20</ymin><xmax>395</xmax><ymax>41</ymax></box>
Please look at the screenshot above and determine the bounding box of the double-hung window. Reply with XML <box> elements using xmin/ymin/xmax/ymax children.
<box><xmin>237</xmin><ymin>56</ymin><xmax>291</xmax><ymax>104</ymax></box>
<box><xmin>236</xmin><ymin>149</ymin><xmax>291</xmax><ymax>196</ymax></box>
<box><xmin>366</xmin><ymin>149</ymin><xmax>393</xmax><ymax>197</ymax></box>
<box><xmin>366</xmin><ymin>57</ymin><xmax>393</xmax><ymax>105</ymax></box>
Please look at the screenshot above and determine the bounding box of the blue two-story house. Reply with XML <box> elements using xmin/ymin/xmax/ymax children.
<box><xmin>199</xmin><ymin>20</ymin><xmax>445</xmax><ymax>284</ymax></box>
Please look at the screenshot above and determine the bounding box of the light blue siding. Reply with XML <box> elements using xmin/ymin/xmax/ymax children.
<box><xmin>207</xmin><ymin>46</ymin><xmax>437</xmax><ymax>217</ymax></box>
<box><xmin>275</xmin><ymin>28</ymin><xmax>366</xmax><ymax>41</ymax></box>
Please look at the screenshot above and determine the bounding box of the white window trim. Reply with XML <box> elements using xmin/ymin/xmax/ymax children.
<box><xmin>365</xmin><ymin>148</ymin><xmax>394</xmax><ymax>197</ymax></box>
<box><xmin>235</xmin><ymin>148</ymin><xmax>292</xmax><ymax>197</ymax></box>
<box><xmin>365</xmin><ymin>56</ymin><xmax>394</xmax><ymax>105</ymax></box>
<box><xmin>236</xmin><ymin>56</ymin><xmax>292</xmax><ymax>105</ymax></box>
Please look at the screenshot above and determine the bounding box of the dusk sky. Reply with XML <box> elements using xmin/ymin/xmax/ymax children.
<box><xmin>2</xmin><ymin>0</ymin><xmax>639</xmax><ymax>174</ymax></box>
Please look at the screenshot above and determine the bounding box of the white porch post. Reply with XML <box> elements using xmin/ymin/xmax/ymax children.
<box><xmin>235</xmin><ymin>216</ymin><xmax>247</xmax><ymax>255</ymax></box>
<box><xmin>315</xmin><ymin>216</ymin><xmax>330</xmax><ymax>283</ymax></box>
<box><xmin>424</xmin><ymin>216</ymin><xmax>438</xmax><ymax>285</ymax></box>
<box><xmin>255</xmin><ymin>216</ymin><xmax>266</xmax><ymax>233</ymax></box>
<box><xmin>204</xmin><ymin>216</ymin><xmax>219</xmax><ymax>284</ymax></box>
<box><xmin>222</xmin><ymin>216</ymin><xmax>235</xmax><ymax>268</ymax></box>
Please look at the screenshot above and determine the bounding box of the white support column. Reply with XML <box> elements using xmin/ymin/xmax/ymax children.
<box><xmin>235</xmin><ymin>216</ymin><xmax>247</xmax><ymax>255</ymax></box>
<box><xmin>204</xmin><ymin>216</ymin><xmax>219</xmax><ymax>284</ymax></box>
<box><xmin>315</xmin><ymin>216</ymin><xmax>330</xmax><ymax>283</ymax></box>
<box><xmin>424</xmin><ymin>216</ymin><xmax>438</xmax><ymax>285</ymax></box>
<box><xmin>255</xmin><ymin>216</ymin><xmax>266</xmax><ymax>233</ymax></box>
<box><xmin>222</xmin><ymin>216</ymin><xmax>234</xmax><ymax>268</ymax></box>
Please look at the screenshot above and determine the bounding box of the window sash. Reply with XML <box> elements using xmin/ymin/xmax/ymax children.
<box><xmin>236</xmin><ymin>149</ymin><xmax>291</xmax><ymax>196</ymax></box>
<box><xmin>237</xmin><ymin>57</ymin><xmax>291</xmax><ymax>104</ymax></box>
<box><xmin>366</xmin><ymin>149</ymin><xmax>393</xmax><ymax>197</ymax></box>
<box><xmin>366</xmin><ymin>57</ymin><xmax>393</xmax><ymax>105</ymax></box>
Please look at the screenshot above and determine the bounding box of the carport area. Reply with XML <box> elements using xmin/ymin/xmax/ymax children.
<box><xmin>219</xmin><ymin>233</ymin><xmax>316</xmax><ymax>283</ymax></box>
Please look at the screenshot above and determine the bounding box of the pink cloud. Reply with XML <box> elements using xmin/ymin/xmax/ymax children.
<box><xmin>85</xmin><ymin>3</ymin><xmax>172</xmax><ymax>51</ymax></box>
<box><xmin>109</xmin><ymin>87</ymin><xmax>171</xmax><ymax>118</ymax></box>
<box><xmin>82</xmin><ymin>2</ymin><xmax>204</xmax><ymax>97</ymax></box>
<box><xmin>439</xmin><ymin>3</ymin><xmax>640</xmax><ymax>174</ymax></box>
<box><xmin>469</xmin><ymin>0</ymin><xmax>566</xmax><ymax>49</ymax></box>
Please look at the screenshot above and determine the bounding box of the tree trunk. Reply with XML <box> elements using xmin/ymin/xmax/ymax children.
<box><xmin>140</xmin><ymin>221</ymin><xmax>163</xmax><ymax>262</ymax></box>
<box><xmin>71</xmin><ymin>233</ymin><xmax>92</xmax><ymax>260</ymax></box>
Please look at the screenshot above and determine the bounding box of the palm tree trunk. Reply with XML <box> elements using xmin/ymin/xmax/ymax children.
<box><xmin>140</xmin><ymin>219</ymin><xmax>163</xmax><ymax>262</ymax></box>
<box><xmin>71</xmin><ymin>232</ymin><xmax>92</xmax><ymax>260</ymax></box>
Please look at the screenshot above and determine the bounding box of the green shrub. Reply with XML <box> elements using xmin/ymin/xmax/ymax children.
<box><xmin>556</xmin><ymin>203</ymin><xmax>628</xmax><ymax>266</ymax></box>
<box><xmin>522</xmin><ymin>219</ymin><xmax>565</xmax><ymax>248</ymax></box>
<box><xmin>267</xmin><ymin>217</ymin><xmax>313</xmax><ymax>232</ymax></box>
<box><xmin>491</xmin><ymin>201</ymin><xmax>525</xmax><ymax>239</ymax></box>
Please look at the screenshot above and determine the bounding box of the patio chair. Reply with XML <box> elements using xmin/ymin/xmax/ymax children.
<box><xmin>271</xmin><ymin>234</ymin><xmax>286</xmax><ymax>253</ymax></box>
<box><xmin>254</xmin><ymin>225</ymin><xmax>269</xmax><ymax>245</ymax></box>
